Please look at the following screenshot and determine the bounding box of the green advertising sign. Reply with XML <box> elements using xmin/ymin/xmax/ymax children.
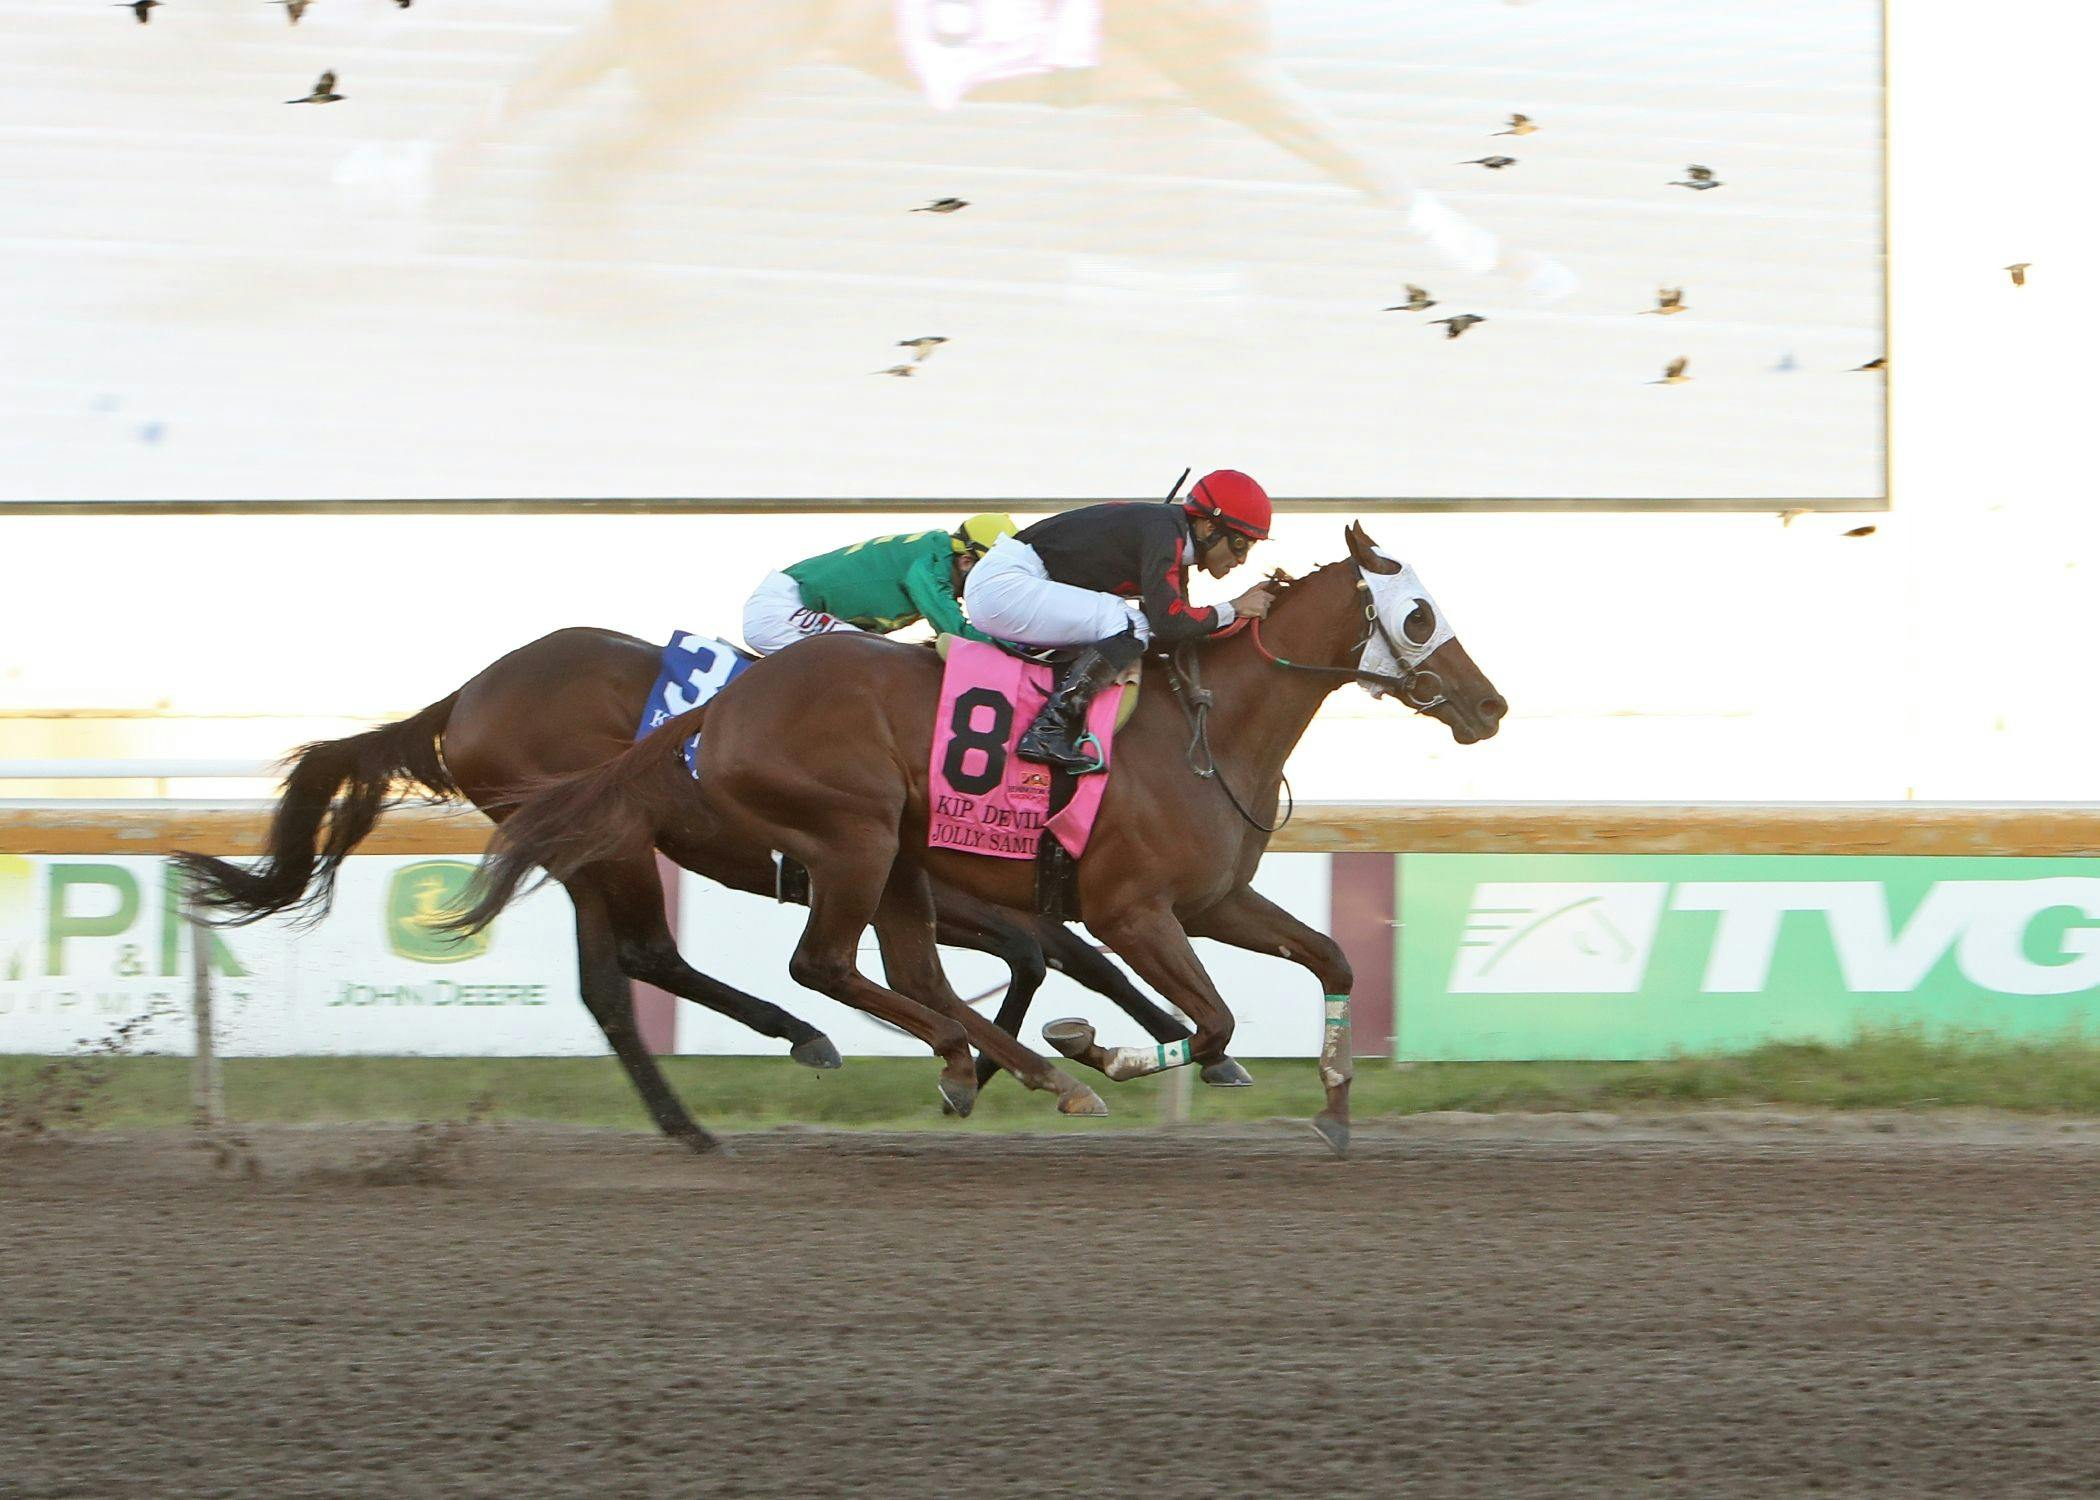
<box><xmin>1397</xmin><ymin>854</ymin><xmax>2100</xmax><ymax>1060</ymax></box>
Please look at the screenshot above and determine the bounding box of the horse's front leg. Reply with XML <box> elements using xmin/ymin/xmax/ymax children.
<box><xmin>1183</xmin><ymin>884</ymin><xmax>1356</xmax><ymax>1159</ymax></box>
<box><xmin>1034</xmin><ymin>918</ymin><xmax>1256</xmax><ymax>1089</ymax></box>
<box><xmin>1053</xmin><ymin>903</ymin><xmax>1237</xmax><ymax>1089</ymax></box>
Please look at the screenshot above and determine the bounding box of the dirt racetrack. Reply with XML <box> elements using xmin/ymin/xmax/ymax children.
<box><xmin>8</xmin><ymin>1116</ymin><xmax>2100</xmax><ymax>1498</ymax></box>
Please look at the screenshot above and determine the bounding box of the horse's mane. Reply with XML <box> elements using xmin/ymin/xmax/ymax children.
<box><xmin>1186</xmin><ymin>557</ymin><xmax>1348</xmax><ymax>659</ymax></box>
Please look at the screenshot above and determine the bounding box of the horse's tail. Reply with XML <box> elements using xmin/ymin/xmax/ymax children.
<box><xmin>173</xmin><ymin>694</ymin><xmax>461</xmax><ymax>926</ymax></box>
<box><xmin>445</xmin><ymin>709</ymin><xmax>703</xmax><ymax>937</ymax></box>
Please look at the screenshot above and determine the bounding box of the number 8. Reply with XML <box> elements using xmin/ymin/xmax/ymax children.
<box><xmin>942</xmin><ymin>686</ymin><xmax>1013</xmax><ymax>795</ymax></box>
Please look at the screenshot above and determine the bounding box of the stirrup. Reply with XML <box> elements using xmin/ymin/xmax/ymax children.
<box><xmin>1018</xmin><ymin>724</ymin><xmax>1099</xmax><ymax>773</ymax></box>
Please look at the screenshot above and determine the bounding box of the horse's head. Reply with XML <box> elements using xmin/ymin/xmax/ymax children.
<box><xmin>1343</xmin><ymin>522</ymin><xmax>1506</xmax><ymax>744</ymax></box>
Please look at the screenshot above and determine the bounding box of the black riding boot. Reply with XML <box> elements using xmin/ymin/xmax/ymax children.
<box><xmin>1017</xmin><ymin>631</ymin><xmax>1144</xmax><ymax>774</ymax></box>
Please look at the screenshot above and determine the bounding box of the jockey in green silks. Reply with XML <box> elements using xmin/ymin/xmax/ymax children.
<box><xmin>741</xmin><ymin>513</ymin><xmax>1019</xmax><ymax>655</ymax></box>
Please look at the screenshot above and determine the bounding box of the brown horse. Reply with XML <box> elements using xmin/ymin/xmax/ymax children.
<box><xmin>449</xmin><ymin>525</ymin><xmax>1505</xmax><ymax>1155</ymax></box>
<box><xmin>175</xmin><ymin>626</ymin><xmax>1237</xmax><ymax>1152</ymax></box>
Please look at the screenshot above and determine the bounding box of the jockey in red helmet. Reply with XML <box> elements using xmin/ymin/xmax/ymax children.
<box><xmin>963</xmin><ymin>469</ymin><xmax>1277</xmax><ymax>774</ymax></box>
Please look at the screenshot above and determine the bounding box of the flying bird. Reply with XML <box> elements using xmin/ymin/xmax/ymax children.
<box><xmin>287</xmin><ymin>70</ymin><xmax>343</xmax><ymax>103</ymax></box>
<box><xmin>1642</xmin><ymin>287</ymin><xmax>1687</xmax><ymax>316</ymax></box>
<box><xmin>1384</xmin><ymin>284</ymin><xmax>1436</xmax><ymax>312</ymax></box>
<box><xmin>272</xmin><ymin>0</ymin><xmax>311</xmax><ymax>23</ymax></box>
<box><xmin>1854</xmin><ymin>356</ymin><xmax>1886</xmax><ymax>372</ymax></box>
<box><xmin>1652</xmin><ymin>357</ymin><xmax>1690</xmax><ymax>385</ymax></box>
<box><xmin>913</xmin><ymin>198</ymin><xmax>969</xmax><ymax>214</ymax></box>
<box><xmin>1431</xmin><ymin>314</ymin><xmax>1486</xmax><ymax>339</ymax></box>
<box><xmin>1671</xmin><ymin>165</ymin><xmax>1722</xmax><ymax>190</ymax></box>
<box><xmin>874</xmin><ymin>364</ymin><xmax>918</xmax><ymax>378</ymax></box>
<box><xmin>1493</xmin><ymin>113</ymin><xmax>1536</xmax><ymax>137</ymax></box>
<box><xmin>1462</xmin><ymin>156</ymin><xmax>1518</xmax><ymax>170</ymax></box>
<box><xmin>1842</xmin><ymin>525</ymin><xmax>1877</xmax><ymax>539</ymax></box>
<box><xmin>115</xmin><ymin>0</ymin><xmax>158</xmax><ymax>22</ymax></box>
<box><xmin>897</xmin><ymin>336</ymin><xmax>948</xmax><ymax>361</ymax></box>
<box><xmin>2005</xmin><ymin>262</ymin><xmax>2031</xmax><ymax>286</ymax></box>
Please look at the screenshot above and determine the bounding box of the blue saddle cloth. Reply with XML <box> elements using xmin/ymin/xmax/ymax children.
<box><xmin>635</xmin><ymin>631</ymin><xmax>752</xmax><ymax>775</ymax></box>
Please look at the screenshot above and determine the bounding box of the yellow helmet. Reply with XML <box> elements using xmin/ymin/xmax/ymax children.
<box><xmin>953</xmin><ymin>512</ymin><xmax>1019</xmax><ymax>555</ymax></box>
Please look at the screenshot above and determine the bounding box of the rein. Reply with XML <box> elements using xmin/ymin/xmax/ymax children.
<box><xmin>1168</xmin><ymin>645</ymin><xmax>1294</xmax><ymax>835</ymax></box>
<box><xmin>1165</xmin><ymin>566</ymin><xmax>1447</xmax><ymax>834</ymax></box>
<box><xmin>1248</xmin><ymin>578</ymin><xmax>1449</xmax><ymax>714</ymax></box>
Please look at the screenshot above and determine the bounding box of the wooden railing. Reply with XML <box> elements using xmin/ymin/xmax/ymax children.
<box><xmin>6</xmin><ymin>800</ymin><xmax>2100</xmax><ymax>856</ymax></box>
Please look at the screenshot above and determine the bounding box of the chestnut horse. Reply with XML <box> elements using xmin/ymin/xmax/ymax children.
<box><xmin>449</xmin><ymin>525</ymin><xmax>1506</xmax><ymax>1155</ymax></box>
<box><xmin>175</xmin><ymin>626</ymin><xmax>1231</xmax><ymax>1152</ymax></box>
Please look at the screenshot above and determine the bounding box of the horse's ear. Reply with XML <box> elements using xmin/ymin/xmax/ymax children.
<box><xmin>1345</xmin><ymin>520</ymin><xmax>1400</xmax><ymax>574</ymax></box>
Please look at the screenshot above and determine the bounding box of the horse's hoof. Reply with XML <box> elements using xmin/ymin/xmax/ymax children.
<box><xmin>682</xmin><ymin>1130</ymin><xmax>732</xmax><ymax>1158</ymax></box>
<box><xmin>1041</xmin><ymin>1017</ymin><xmax>1096</xmax><ymax>1059</ymax></box>
<box><xmin>1201</xmin><ymin>1058</ymin><xmax>1255</xmax><ymax>1088</ymax></box>
<box><xmin>1308</xmin><ymin>1112</ymin><xmax>1350</xmax><ymax>1160</ymax></box>
<box><xmin>1057</xmin><ymin>1086</ymin><xmax>1109</xmax><ymax>1117</ymax></box>
<box><xmin>790</xmin><ymin>1035</ymin><xmax>843</xmax><ymax>1070</ymax></box>
<box><xmin>937</xmin><ymin>1077</ymin><xmax>977</xmax><ymax>1119</ymax></box>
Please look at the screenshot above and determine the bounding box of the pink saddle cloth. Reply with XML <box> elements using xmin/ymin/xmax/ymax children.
<box><xmin>929</xmin><ymin>639</ymin><xmax>1124</xmax><ymax>860</ymax></box>
<box><xmin>896</xmin><ymin>0</ymin><xmax>1104</xmax><ymax>111</ymax></box>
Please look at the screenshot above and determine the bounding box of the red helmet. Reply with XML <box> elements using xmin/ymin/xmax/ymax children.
<box><xmin>1184</xmin><ymin>469</ymin><xmax>1272</xmax><ymax>540</ymax></box>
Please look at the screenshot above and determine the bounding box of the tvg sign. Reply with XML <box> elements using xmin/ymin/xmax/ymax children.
<box><xmin>1399</xmin><ymin>854</ymin><xmax>2100</xmax><ymax>1060</ymax></box>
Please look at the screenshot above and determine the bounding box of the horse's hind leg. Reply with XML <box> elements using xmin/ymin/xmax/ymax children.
<box><xmin>594</xmin><ymin>854</ymin><xmax>843</xmax><ymax>1069</ymax></box>
<box><xmin>928</xmin><ymin>886</ymin><xmax>1058</xmax><ymax>1093</ymax></box>
<box><xmin>787</xmin><ymin>838</ymin><xmax>982</xmax><ymax>1116</ymax></box>
<box><xmin>568</xmin><ymin>879</ymin><xmax>723</xmax><ymax>1153</ymax></box>
<box><xmin>932</xmin><ymin>903</ymin><xmax>1047</xmax><ymax>1095</ymax></box>
<box><xmin>880</xmin><ymin>871</ymin><xmax>1106</xmax><ymax>1117</ymax></box>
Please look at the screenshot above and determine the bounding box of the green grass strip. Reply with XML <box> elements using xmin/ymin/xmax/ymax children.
<box><xmin>10</xmin><ymin>1030</ymin><xmax>2100</xmax><ymax>1132</ymax></box>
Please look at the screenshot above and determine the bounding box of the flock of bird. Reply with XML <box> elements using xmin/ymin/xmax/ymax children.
<box><xmin>103</xmin><ymin>31</ymin><xmax>2027</xmax><ymax>430</ymax></box>
<box><xmin>116</xmin><ymin>0</ymin><xmax>408</xmax><ymax>114</ymax></box>
<box><xmin>878</xmin><ymin>118</ymin><xmax>1884</xmax><ymax>391</ymax></box>
<box><xmin>1386</xmin><ymin>117</ymin><xmax>1762</xmax><ymax>384</ymax></box>
<box><xmin>121</xmin><ymin>0</ymin><xmax>406</xmax><ymax>18</ymax></box>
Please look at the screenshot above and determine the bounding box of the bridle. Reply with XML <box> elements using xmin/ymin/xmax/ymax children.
<box><xmin>1168</xmin><ymin>564</ymin><xmax>1451</xmax><ymax>833</ymax></box>
<box><xmin>1247</xmin><ymin>568</ymin><xmax>1450</xmax><ymax>714</ymax></box>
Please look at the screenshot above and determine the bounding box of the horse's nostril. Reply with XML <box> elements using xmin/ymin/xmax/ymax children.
<box><xmin>1480</xmin><ymin>695</ymin><xmax>1507</xmax><ymax>721</ymax></box>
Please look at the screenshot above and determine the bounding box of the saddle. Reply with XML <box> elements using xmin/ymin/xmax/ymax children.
<box><xmin>933</xmin><ymin>633</ymin><xmax>1144</xmax><ymax>730</ymax></box>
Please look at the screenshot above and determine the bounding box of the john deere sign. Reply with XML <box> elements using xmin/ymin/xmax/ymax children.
<box><xmin>385</xmin><ymin>861</ymin><xmax>490</xmax><ymax>964</ymax></box>
<box><xmin>1398</xmin><ymin>854</ymin><xmax>2100</xmax><ymax>1060</ymax></box>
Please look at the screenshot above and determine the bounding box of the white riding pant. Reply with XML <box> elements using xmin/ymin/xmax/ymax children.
<box><xmin>961</xmin><ymin>537</ymin><xmax>1149</xmax><ymax>648</ymax></box>
<box><xmin>741</xmin><ymin>571</ymin><xmax>866</xmax><ymax>656</ymax></box>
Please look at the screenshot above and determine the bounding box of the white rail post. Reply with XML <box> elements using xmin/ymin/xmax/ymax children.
<box><xmin>1163</xmin><ymin>1003</ymin><xmax>1194</xmax><ymax>1127</ymax></box>
<box><xmin>188</xmin><ymin>900</ymin><xmax>224</xmax><ymax>1128</ymax></box>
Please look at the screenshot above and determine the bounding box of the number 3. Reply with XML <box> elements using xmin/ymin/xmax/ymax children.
<box><xmin>662</xmin><ymin>643</ymin><xmax>739</xmax><ymax>717</ymax></box>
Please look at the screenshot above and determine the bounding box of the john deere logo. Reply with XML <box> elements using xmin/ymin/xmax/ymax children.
<box><xmin>386</xmin><ymin>861</ymin><xmax>491</xmax><ymax>964</ymax></box>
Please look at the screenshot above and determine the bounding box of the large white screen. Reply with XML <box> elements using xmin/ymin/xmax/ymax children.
<box><xmin>1</xmin><ymin>0</ymin><xmax>1883</xmax><ymax>504</ymax></box>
